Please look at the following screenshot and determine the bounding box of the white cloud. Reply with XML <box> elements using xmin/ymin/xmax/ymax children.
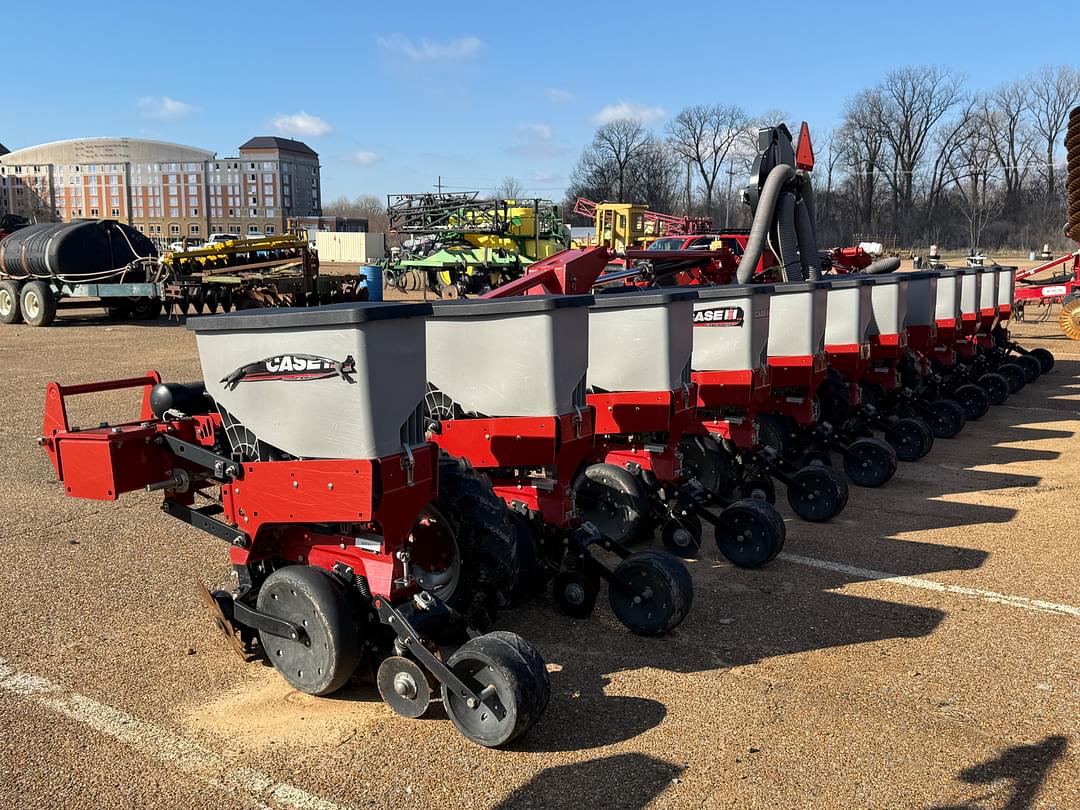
<box><xmin>270</xmin><ymin>111</ymin><xmax>332</xmax><ymax>137</ymax></box>
<box><xmin>593</xmin><ymin>101</ymin><xmax>666</xmax><ymax>125</ymax></box>
<box><xmin>344</xmin><ymin>150</ymin><xmax>379</xmax><ymax>165</ymax></box>
<box><xmin>519</xmin><ymin>123</ymin><xmax>553</xmax><ymax>142</ymax></box>
<box><xmin>545</xmin><ymin>88</ymin><xmax>574</xmax><ymax>104</ymax></box>
<box><xmin>137</xmin><ymin>96</ymin><xmax>199</xmax><ymax>119</ymax></box>
<box><xmin>376</xmin><ymin>33</ymin><xmax>483</xmax><ymax>63</ymax></box>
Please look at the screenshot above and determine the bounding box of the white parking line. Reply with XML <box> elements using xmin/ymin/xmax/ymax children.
<box><xmin>0</xmin><ymin>659</ymin><xmax>351</xmax><ymax>810</ymax></box>
<box><xmin>778</xmin><ymin>553</ymin><xmax>1080</xmax><ymax>619</ymax></box>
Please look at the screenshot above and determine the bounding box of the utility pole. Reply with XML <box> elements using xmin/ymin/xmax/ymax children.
<box><xmin>724</xmin><ymin>164</ymin><xmax>738</xmax><ymax>228</ymax></box>
<box><xmin>436</xmin><ymin>175</ymin><xmax>442</xmax><ymax>194</ymax></box>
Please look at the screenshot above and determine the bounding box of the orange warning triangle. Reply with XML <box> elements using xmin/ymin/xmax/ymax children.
<box><xmin>796</xmin><ymin>122</ymin><xmax>815</xmax><ymax>171</ymax></box>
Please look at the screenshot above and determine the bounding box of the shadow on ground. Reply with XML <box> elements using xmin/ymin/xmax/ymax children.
<box><xmin>931</xmin><ymin>734</ymin><xmax>1069</xmax><ymax>810</ymax></box>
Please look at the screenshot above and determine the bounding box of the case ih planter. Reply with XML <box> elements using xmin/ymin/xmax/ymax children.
<box><xmin>423</xmin><ymin>294</ymin><xmax>694</xmax><ymax>635</ymax></box>
<box><xmin>39</xmin><ymin>302</ymin><xmax>550</xmax><ymax>748</ymax></box>
<box><xmin>577</xmin><ymin>288</ymin><xmax>786</xmax><ymax>568</ymax></box>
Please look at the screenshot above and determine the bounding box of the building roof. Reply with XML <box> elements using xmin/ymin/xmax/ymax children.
<box><xmin>0</xmin><ymin>137</ymin><xmax>215</xmax><ymax>166</ymax></box>
<box><xmin>0</xmin><ymin>142</ymin><xmax>8</xmax><ymax>156</ymax></box>
<box><xmin>239</xmin><ymin>136</ymin><xmax>317</xmax><ymax>156</ymax></box>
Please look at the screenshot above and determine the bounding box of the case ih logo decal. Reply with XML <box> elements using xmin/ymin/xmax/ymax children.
<box><xmin>221</xmin><ymin>354</ymin><xmax>356</xmax><ymax>389</ymax></box>
<box><xmin>693</xmin><ymin>306</ymin><xmax>744</xmax><ymax>327</ymax></box>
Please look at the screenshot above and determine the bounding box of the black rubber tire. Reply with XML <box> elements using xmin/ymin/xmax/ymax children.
<box><xmin>443</xmin><ymin>630</ymin><xmax>549</xmax><ymax>748</ymax></box>
<box><xmin>608</xmin><ymin>550</ymin><xmax>693</xmax><ymax>636</ymax></box>
<box><xmin>859</xmin><ymin>381</ymin><xmax>887</xmax><ymax>410</ymax></box>
<box><xmin>571</xmin><ymin>463</ymin><xmax>651</xmax><ymax>545</ymax></box>
<box><xmin>755</xmin><ymin>413</ymin><xmax>790</xmax><ymax>457</ymax></box>
<box><xmin>1029</xmin><ymin>347</ymin><xmax>1054</xmax><ymax>374</ymax></box>
<box><xmin>843</xmin><ymin>437</ymin><xmax>898</xmax><ymax>488</ymax></box>
<box><xmin>979</xmin><ymin>372</ymin><xmax>1012</xmax><ymax>403</ymax></box>
<box><xmin>412</xmin><ymin>454</ymin><xmax>520</xmax><ymax>631</ymax></box>
<box><xmin>660</xmin><ymin>512</ymin><xmax>703</xmax><ymax>558</ymax></box>
<box><xmin>951</xmin><ymin>383</ymin><xmax>990</xmax><ymax>421</ymax></box>
<box><xmin>0</xmin><ymin>280</ymin><xmax>22</xmax><ymax>324</ymax></box>
<box><xmin>787</xmin><ymin>465</ymin><xmax>848</xmax><ymax>523</ymax></box>
<box><xmin>927</xmin><ymin>399</ymin><xmax>966</xmax><ymax>439</ymax></box>
<box><xmin>128</xmin><ymin>297</ymin><xmax>162</xmax><ymax>320</ymax></box>
<box><xmin>714</xmin><ymin>499</ymin><xmax>783</xmax><ymax>569</ymax></box>
<box><xmin>739</xmin><ymin>473</ymin><xmax>777</xmax><ymax>505</ymax></box>
<box><xmin>677</xmin><ymin>433</ymin><xmax>732</xmax><ymax>495</ymax></box>
<box><xmin>255</xmin><ymin>565</ymin><xmax>360</xmax><ymax>696</ymax></box>
<box><xmin>1014</xmin><ymin>354</ymin><xmax>1041</xmax><ymax>383</ymax></box>
<box><xmin>19</xmin><ymin>281</ymin><xmax>56</xmax><ymax>327</ymax></box>
<box><xmin>885</xmin><ymin>417</ymin><xmax>931</xmax><ymax>462</ymax></box>
<box><xmin>995</xmin><ymin>364</ymin><xmax>1025</xmax><ymax>394</ymax></box>
<box><xmin>551</xmin><ymin>569</ymin><xmax>599</xmax><ymax>618</ymax></box>
<box><xmin>507</xmin><ymin>511</ymin><xmax>546</xmax><ymax>599</ymax></box>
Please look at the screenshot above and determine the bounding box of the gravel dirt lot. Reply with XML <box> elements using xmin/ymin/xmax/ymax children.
<box><xmin>0</xmin><ymin>309</ymin><xmax>1076</xmax><ymax>809</ymax></box>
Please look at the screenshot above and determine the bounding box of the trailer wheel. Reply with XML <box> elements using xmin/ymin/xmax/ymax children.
<box><xmin>608</xmin><ymin>550</ymin><xmax>693</xmax><ymax>636</ymax></box>
<box><xmin>0</xmin><ymin>280</ymin><xmax>22</xmax><ymax>324</ymax></box>
<box><xmin>20</xmin><ymin>281</ymin><xmax>56</xmax><ymax>327</ymax></box>
<box><xmin>410</xmin><ymin>454</ymin><xmax>520</xmax><ymax>632</ymax></box>
<box><xmin>256</xmin><ymin>565</ymin><xmax>360</xmax><ymax>696</ymax></box>
<box><xmin>128</xmin><ymin>297</ymin><xmax>162</xmax><ymax>320</ymax></box>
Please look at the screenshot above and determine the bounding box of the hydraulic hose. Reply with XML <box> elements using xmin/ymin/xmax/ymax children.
<box><xmin>776</xmin><ymin>191</ymin><xmax>804</xmax><ymax>282</ymax></box>
<box><xmin>794</xmin><ymin>197</ymin><xmax>822</xmax><ymax>280</ymax></box>
<box><xmin>737</xmin><ymin>163</ymin><xmax>796</xmax><ymax>283</ymax></box>
<box><xmin>860</xmin><ymin>257</ymin><xmax>902</xmax><ymax>274</ymax></box>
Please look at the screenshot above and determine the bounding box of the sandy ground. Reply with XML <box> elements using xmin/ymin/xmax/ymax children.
<box><xmin>0</xmin><ymin>311</ymin><xmax>1076</xmax><ymax>810</ymax></box>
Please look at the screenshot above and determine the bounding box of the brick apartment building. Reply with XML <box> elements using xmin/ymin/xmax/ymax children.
<box><xmin>0</xmin><ymin>136</ymin><xmax>322</xmax><ymax>243</ymax></box>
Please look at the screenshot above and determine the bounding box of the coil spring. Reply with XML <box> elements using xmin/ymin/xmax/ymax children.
<box><xmin>1067</xmin><ymin>106</ymin><xmax>1080</xmax><ymax>243</ymax></box>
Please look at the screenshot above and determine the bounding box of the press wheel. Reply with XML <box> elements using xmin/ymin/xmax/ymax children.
<box><xmin>787</xmin><ymin>465</ymin><xmax>847</xmax><ymax>522</ymax></box>
<box><xmin>714</xmin><ymin>499</ymin><xmax>783</xmax><ymax>569</ymax></box>
<box><xmin>608</xmin><ymin>551</ymin><xmax>693</xmax><ymax>636</ymax></box>
<box><xmin>843</xmin><ymin>437</ymin><xmax>898</xmax><ymax>488</ymax></box>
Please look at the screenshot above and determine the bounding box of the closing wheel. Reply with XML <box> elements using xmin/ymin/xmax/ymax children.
<box><xmin>885</xmin><ymin>417</ymin><xmax>932</xmax><ymax>462</ymax></box>
<box><xmin>1029</xmin><ymin>347</ymin><xmax>1054</xmax><ymax>373</ymax></box>
<box><xmin>1014</xmin><ymin>354</ymin><xmax>1041</xmax><ymax>383</ymax></box>
<box><xmin>927</xmin><ymin>398</ymin><xmax>966</xmax><ymax>438</ymax></box>
<box><xmin>571</xmin><ymin>463</ymin><xmax>651</xmax><ymax>545</ymax></box>
<box><xmin>739</xmin><ymin>473</ymin><xmax>776</xmax><ymax>505</ymax></box>
<box><xmin>787</xmin><ymin>465</ymin><xmax>848</xmax><ymax>522</ymax></box>
<box><xmin>843</xmin><ymin>437</ymin><xmax>898</xmax><ymax>488</ymax></box>
<box><xmin>979</xmin><ymin>371</ymin><xmax>1012</xmax><ymax>403</ymax></box>
<box><xmin>0</xmin><ymin>280</ymin><xmax>22</xmax><ymax>324</ymax></box>
<box><xmin>442</xmin><ymin>631</ymin><xmax>549</xmax><ymax>748</ymax></box>
<box><xmin>377</xmin><ymin>656</ymin><xmax>432</xmax><ymax>719</ymax></box>
<box><xmin>995</xmin><ymin>364</ymin><xmax>1025</xmax><ymax>394</ymax></box>
<box><xmin>677</xmin><ymin>433</ymin><xmax>733</xmax><ymax>495</ymax></box>
<box><xmin>552</xmin><ymin>570</ymin><xmax>599</xmax><ymax>618</ymax></box>
<box><xmin>951</xmin><ymin>383</ymin><xmax>990</xmax><ymax>420</ymax></box>
<box><xmin>714</xmin><ymin>499</ymin><xmax>783</xmax><ymax>568</ymax></box>
<box><xmin>19</xmin><ymin>281</ymin><xmax>56</xmax><ymax>327</ymax></box>
<box><xmin>255</xmin><ymin>565</ymin><xmax>360</xmax><ymax>696</ymax></box>
<box><xmin>608</xmin><ymin>550</ymin><xmax>693</xmax><ymax>636</ymax></box>
<box><xmin>661</xmin><ymin>512</ymin><xmax>703</xmax><ymax>558</ymax></box>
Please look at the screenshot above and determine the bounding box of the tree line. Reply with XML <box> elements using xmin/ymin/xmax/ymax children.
<box><xmin>564</xmin><ymin>64</ymin><xmax>1080</xmax><ymax>253</ymax></box>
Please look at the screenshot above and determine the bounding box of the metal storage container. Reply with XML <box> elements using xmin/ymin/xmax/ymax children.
<box><xmin>767</xmin><ymin>281</ymin><xmax>831</xmax><ymax>359</ymax></box>
<box><xmin>587</xmin><ymin>289</ymin><xmax>697</xmax><ymax>393</ymax></box>
<box><xmin>691</xmin><ymin>285</ymin><xmax>773</xmax><ymax>372</ymax></box>
<box><xmin>934</xmin><ymin>269</ymin><xmax>961</xmax><ymax>323</ymax></box>
<box><xmin>188</xmin><ymin>302</ymin><xmax>432</xmax><ymax>460</ymax></box>
<box><xmin>903</xmin><ymin>272</ymin><xmax>938</xmax><ymax>328</ymax></box>
<box><xmin>824</xmin><ymin>276</ymin><xmax>874</xmax><ymax>347</ymax></box>
<box><xmin>978</xmin><ymin>267</ymin><xmax>998</xmax><ymax>314</ymax></box>
<box><xmin>867</xmin><ymin>274</ymin><xmax>909</xmax><ymax>338</ymax></box>
<box><xmin>958</xmin><ymin>268</ymin><xmax>981</xmax><ymax>319</ymax></box>
<box><xmin>426</xmin><ymin>295</ymin><xmax>593</xmax><ymax>417</ymax></box>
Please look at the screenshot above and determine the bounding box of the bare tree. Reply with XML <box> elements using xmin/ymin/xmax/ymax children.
<box><xmin>1026</xmin><ymin>65</ymin><xmax>1080</xmax><ymax>196</ymax></box>
<box><xmin>323</xmin><ymin>194</ymin><xmax>389</xmax><ymax>232</ymax></box>
<box><xmin>838</xmin><ymin>89</ymin><xmax>888</xmax><ymax>233</ymax></box>
<box><xmin>877</xmin><ymin>66</ymin><xmax>966</xmax><ymax>239</ymax></box>
<box><xmin>591</xmin><ymin>119</ymin><xmax>652</xmax><ymax>201</ymax></box>
<box><xmin>493</xmin><ymin>176</ymin><xmax>525</xmax><ymax>200</ymax></box>
<box><xmin>983</xmin><ymin>82</ymin><xmax>1036</xmax><ymax>211</ymax></box>
<box><xmin>946</xmin><ymin>122</ymin><xmax>1002</xmax><ymax>252</ymax></box>
<box><xmin>627</xmin><ymin>137</ymin><xmax>683</xmax><ymax>214</ymax></box>
<box><xmin>666</xmin><ymin>104</ymin><xmax>748</xmax><ymax>219</ymax></box>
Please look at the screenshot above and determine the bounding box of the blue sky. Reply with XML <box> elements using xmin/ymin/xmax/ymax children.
<box><xmin>2</xmin><ymin>0</ymin><xmax>1076</xmax><ymax>202</ymax></box>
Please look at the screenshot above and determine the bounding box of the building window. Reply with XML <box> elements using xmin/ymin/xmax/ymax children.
<box><xmin>111</xmin><ymin>208</ymin><xmax>119</xmax><ymax>217</ymax></box>
<box><xmin>249</xmin><ymin>208</ymin><xmax>257</xmax><ymax>217</ymax></box>
<box><xmin>248</xmin><ymin>224</ymin><xmax>260</xmax><ymax>234</ymax></box>
<box><xmin>136</xmin><ymin>225</ymin><xmax>145</xmax><ymax>233</ymax></box>
<box><xmin>263</xmin><ymin>173</ymin><xmax>272</xmax><ymax>183</ymax></box>
<box><xmin>228</xmin><ymin>209</ymin><xmax>235</xmax><ymax>217</ymax></box>
<box><xmin>191</xmin><ymin>208</ymin><xmax>198</xmax><ymax>216</ymax></box>
<box><xmin>189</xmin><ymin>224</ymin><xmax>200</xmax><ymax>235</ymax></box>
<box><xmin>229</xmin><ymin>225</ymin><xmax>241</xmax><ymax>234</ymax></box>
<box><xmin>170</xmin><ymin>207</ymin><xmax>179</xmax><ymax>217</ymax></box>
<box><xmin>265</xmin><ymin>225</ymin><xmax>276</xmax><ymax>235</ymax></box>
<box><xmin>90</xmin><ymin>207</ymin><xmax>99</xmax><ymax>216</ymax></box>
<box><xmin>169</xmin><ymin>224</ymin><xmax>180</xmax><ymax>235</ymax></box>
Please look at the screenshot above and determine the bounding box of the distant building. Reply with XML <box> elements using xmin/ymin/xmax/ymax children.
<box><xmin>0</xmin><ymin>136</ymin><xmax>322</xmax><ymax>244</ymax></box>
<box><xmin>0</xmin><ymin>143</ymin><xmax>8</xmax><ymax>156</ymax></box>
<box><xmin>292</xmin><ymin>215</ymin><xmax>369</xmax><ymax>233</ymax></box>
